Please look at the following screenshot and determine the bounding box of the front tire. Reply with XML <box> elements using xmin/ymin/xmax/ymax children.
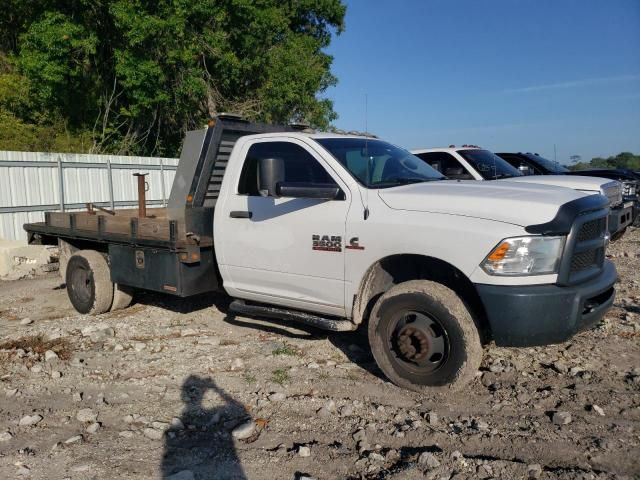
<box><xmin>368</xmin><ymin>280</ymin><xmax>482</xmax><ymax>392</ymax></box>
<box><xmin>66</xmin><ymin>250</ymin><xmax>114</xmax><ymax>315</ymax></box>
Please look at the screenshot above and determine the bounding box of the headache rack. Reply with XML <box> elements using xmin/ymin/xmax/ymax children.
<box><xmin>24</xmin><ymin>115</ymin><xmax>292</xmax><ymax>296</ymax></box>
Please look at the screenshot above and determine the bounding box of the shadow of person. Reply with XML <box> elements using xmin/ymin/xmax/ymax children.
<box><xmin>162</xmin><ymin>376</ymin><xmax>248</xmax><ymax>480</ymax></box>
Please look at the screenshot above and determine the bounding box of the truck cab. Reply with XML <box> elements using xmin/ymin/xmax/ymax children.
<box><xmin>412</xmin><ymin>147</ymin><xmax>632</xmax><ymax>239</ymax></box>
<box><xmin>24</xmin><ymin>118</ymin><xmax>617</xmax><ymax>393</ymax></box>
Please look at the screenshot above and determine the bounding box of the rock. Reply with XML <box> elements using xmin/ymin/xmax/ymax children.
<box><xmin>298</xmin><ymin>445</ymin><xmax>311</xmax><ymax>457</ymax></box>
<box><xmin>119</xmin><ymin>431</ymin><xmax>135</xmax><ymax>438</ymax></box>
<box><xmin>0</xmin><ymin>431</ymin><xmax>12</xmax><ymax>442</ymax></box>
<box><xmin>527</xmin><ymin>464</ymin><xmax>543</xmax><ymax>479</ymax></box>
<box><xmin>30</xmin><ymin>364</ymin><xmax>42</xmax><ymax>373</ymax></box>
<box><xmin>151</xmin><ymin>421</ymin><xmax>171</xmax><ymax>432</ymax></box>
<box><xmin>86</xmin><ymin>422</ymin><xmax>100</xmax><ymax>434</ymax></box>
<box><xmin>76</xmin><ymin>408</ymin><xmax>98</xmax><ymax>423</ymax></box>
<box><xmin>552</xmin><ymin>411</ymin><xmax>572</xmax><ymax>425</ymax></box>
<box><xmin>307</xmin><ymin>362</ymin><xmax>320</xmax><ymax>369</ymax></box>
<box><xmin>368</xmin><ymin>452</ymin><xmax>385</xmax><ymax>462</ymax></box>
<box><xmin>180</xmin><ymin>328</ymin><xmax>198</xmax><ymax>337</ymax></box>
<box><xmin>64</xmin><ymin>434</ymin><xmax>83</xmax><ymax>444</ymax></box>
<box><xmin>167</xmin><ymin>471</ymin><xmax>195</xmax><ymax>480</ymax></box>
<box><xmin>316</xmin><ymin>406</ymin><xmax>332</xmax><ymax>418</ymax></box>
<box><xmin>51</xmin><ymin>371</ymin><xmax>62</xmax><ymax>379</ymax></box>
<box><xmin>170</xmin><ymin>417</ymin><xmax>185</xmax><ymax>430</ymax></box>
<box><xmin>418</xmin><ymin>451</ymin><xmax>440</xmax><ymax>469</ymax></box>
<box><xmin>352</xmin><ymin>428</ymin><xmax>367</xmax><ymax>443</ymax></box>
<box><xmin>230</xmin><ymin>358</ymin><xmax>244</xmax><ymax>370</ymax></box>
<box><xmin>81</xmin><ymin>324</ymin><xmax>115</xmax><ymax>342</ymax></box>
<box><xmin>71</xmin><ymin>465</ymin><xmax>92</xmax><ymax>472</ymax></box>
<box><xmin>44</xmin><ymin>350</ymin><xmax>58</xmax><ymax>362</ymax></box>
<box><xmin>19</xmin><ymin>414</ymin><xmax>43</xmax><ymax>426</ymax></box>
<box><xmin>133</xmin><ymin>342</ymin><xmax>146</xmax><ymax>352</ymax></box>
<box><xmin>231</xmin><ymin>420</ymin><xmax>255</xmax><ymax>440</ymax></box>
<box><xmin>20</xmin><ymin>318</ymin><xmax>33</xmax><ymax>325</ymax></box>
<box><xmin>16</xmin><ymin>465</ymin><xmax>30</xmax><ymax>476</ymax></box>
<box><xmin>6</xmin><ymin>388</ymin><xmax>18</xmax><ymax>397</ymax></box>
<box><xmin>198</xmin><ymin>336</ymin><xmax>221</xmax><ymax>346</ymax></box>
<box><xmin>592</xmin><ymin>405</ymin><xmax>605</xmax><ymax>416</ymax></box>
<box><xmin>472</xmin><ymin>419</ymin><xmax>489</xmax><ymax>431</ymax></box>
<box><xmin>268</xmin><ymin>392</ymin><xmax>286</xmax><ymax>402</ymax></box>
<box><xmin>72</xmin><ymin>392</ymin><xmax>83</xmax><ymax>402</ymax></box>
<box><xmin>339</xmin><ymin>404</ymin><xmax>354</xmax><ymax>417</ymax></box>
<box><xmin>143</xmin><ymin>428</ymin><xmax>164</xmax><ymax>440</ymax></box>
<box><xmin>425</xmin><ymin>412</ymin><xmax>439</xmax><ymax>426</ymax></box>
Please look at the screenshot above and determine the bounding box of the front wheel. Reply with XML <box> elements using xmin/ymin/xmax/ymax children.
<box><xmin>368</xmin><ymin>280</ymin><xmax>482</xmax><ymax>392</ymax></box>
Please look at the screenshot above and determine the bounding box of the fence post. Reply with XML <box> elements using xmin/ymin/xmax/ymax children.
<box><xmin>160</xmin><ymin>158</ymin><xmax>167</xmax><ymax>207</ymax></box>
<box><xmin>57</xmin><ymin>155</ymin><xmax>65</xmax><ymax>212</ymax></box>
<box><xmin>107</xmin><ymin>157</ymin><xmax>115</xmax><ymax>210</ymax></box>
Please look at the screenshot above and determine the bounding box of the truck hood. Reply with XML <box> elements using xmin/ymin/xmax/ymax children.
<box><xmin>502</xmin><ymin>175</ymin><xmax>610</xmax><ymax>191</ymax></box>
<box><xmin>501</xmin><ymin>175</ymin><xmax>621</xmax><ymax>206</ymax></box>
<box><xmin>377</xmin><ymin>180</ymin><xmax>589</xmax><ymax>227</ymax></box>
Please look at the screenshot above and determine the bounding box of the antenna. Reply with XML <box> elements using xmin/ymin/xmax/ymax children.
<box><xmin>364</xmin><ymin>93</ymin><xmax>370</xmax><ymax>220</ymax></box>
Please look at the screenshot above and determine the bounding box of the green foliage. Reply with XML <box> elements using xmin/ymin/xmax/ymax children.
<box><xmin>569</xmin><ymin>152</ymin><xmax>640</xmax><ymax>171</ymax></box>
<box><xmin>0</xmin><ymin>0</ymin><xmax>346</xmax><ymax>155</ymax></box>
<box><xmin>271</xmin><ymin>368</ymin><xmax>290</xmax><ymax>385</ymax></box>
<box><xmin>272</xmin><ymin>342</ymin><xmax>301</xmax><ymax>356</ymax></box>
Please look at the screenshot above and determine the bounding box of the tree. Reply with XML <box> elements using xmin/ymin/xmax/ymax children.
<box><xmin>568</xmin><ymin>152</ymin><xmax>640</xmax><ymax>171</ymax></box>
<box><xmin>0</xmin><ymin>0</ymin><xmax>346</xmax><ymax>156</ymax></box>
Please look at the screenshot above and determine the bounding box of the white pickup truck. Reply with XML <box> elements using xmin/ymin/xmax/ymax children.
<box><xmin>411</xmin><ymin>147</ymin><xmax>630</xmax><ymax>239</ymax></box>
<box><xmin>25</xmin><ymin>117</ymin><xmax>617</xmax><ymax>392</ymax></box>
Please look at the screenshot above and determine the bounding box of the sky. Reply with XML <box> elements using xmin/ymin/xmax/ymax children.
<box><xmin>325</xmin><ymin>0</ymin><xmax>640</xmax><ymax>164</ymax></box>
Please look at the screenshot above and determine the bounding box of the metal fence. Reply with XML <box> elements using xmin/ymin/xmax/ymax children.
<box><xmin>0</xmin><ymin>151</ymin><xmax>179</xmax><ymax>241</ymax></box>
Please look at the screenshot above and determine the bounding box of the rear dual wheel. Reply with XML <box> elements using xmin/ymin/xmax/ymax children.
<box><xmin>368</xmin><ymin>280</ymin><xmax>482</xmax><ymax>392</ymax></box>
<box><xmin>66</xmin><ymin>250</ymin><xmax>133</xmax><ymax>314</ymax></box>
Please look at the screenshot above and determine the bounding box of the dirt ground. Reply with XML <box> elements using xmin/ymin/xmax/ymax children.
<box><xmin>0</xmin><ymin>228</ymin><xmax>639</xmax><ymax>480</ymax></box>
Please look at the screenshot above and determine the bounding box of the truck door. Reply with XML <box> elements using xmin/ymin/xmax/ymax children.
<box><xmin>216</xmin><ymin>138</ymin><xmax>350</xmax><ymax>316</ymax></box>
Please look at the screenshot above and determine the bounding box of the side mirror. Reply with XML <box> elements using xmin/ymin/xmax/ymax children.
<box><xmin>258</xmin><ymin>157</ymin><xmax>285</xmax><ymax>197</ymax></box>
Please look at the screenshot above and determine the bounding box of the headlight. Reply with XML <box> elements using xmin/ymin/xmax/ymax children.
<box><xmin>600</xmin><ymin>182</ymin><xmax>622</xmax><ymax>206</ymax></box>
<box><xmin>481</xmin><ymin>236</ymin><xmax>565</xmax><ymax>276</ymax></box>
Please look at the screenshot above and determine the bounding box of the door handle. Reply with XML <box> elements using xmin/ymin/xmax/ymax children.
<box><xmin>229</xmin><ymin>211</ymin><xmax>253</xmax><ymax>219</ymax></box>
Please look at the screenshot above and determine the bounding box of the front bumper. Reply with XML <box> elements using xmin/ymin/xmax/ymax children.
<box><xmin>476</xmin><ymin>260</ymin><xmax>617</xmax><ymax>347</ymax></box>
<box><xmin>609</xmin><ymin>201</ymin><xmax>634</xmax><ymax>235</ymax></box>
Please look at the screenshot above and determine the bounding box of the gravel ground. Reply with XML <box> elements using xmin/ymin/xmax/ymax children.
<box><xmin>0</xmin><ymin>227</ymin><xmax>639</xmax><ymax>480</ymax></box>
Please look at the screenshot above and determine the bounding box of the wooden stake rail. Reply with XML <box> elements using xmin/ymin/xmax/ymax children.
<box><xmin>39</xmin><ymin>208</ymin><xmax>211</xmax><ymax>249</ymax></box>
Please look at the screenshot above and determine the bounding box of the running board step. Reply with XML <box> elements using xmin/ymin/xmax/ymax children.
<box><xmin>228</xmin><ymin>300</ymin><xmax>357</xmax><ymax>332</ymax></box>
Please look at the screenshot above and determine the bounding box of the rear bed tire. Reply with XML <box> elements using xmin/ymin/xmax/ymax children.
<box><xmin>66</xmin><ymin>250</ymin><xmax>114</xmax><ymax>315</ymax></box>
<box><xmin>111</xmin><ymin>284</ymin><xmax>134</xmax><ymax>311</ymax></box>
<box><xmin>368</xmin><ymin>280</ymin><xmax>482</xmax><ymax>393</ymax></box>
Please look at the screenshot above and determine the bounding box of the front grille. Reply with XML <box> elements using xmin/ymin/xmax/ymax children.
<box><xmin>570</xmin><ymin>248</ymin><xmax>604</xmax><ymax>272</ymax></box>
<box><xmin>576</xmin><ymin>218</ymin><xmax>606</xmax><ymax>242</ymax></box>
<box><xmin>563</xmin><ymin>210</ymin><xmax>608</xmax><ymax>284</ymax></box>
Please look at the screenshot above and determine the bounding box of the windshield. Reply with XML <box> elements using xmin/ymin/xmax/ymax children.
<box><xmin>524</xmin><ymin>153</ymin><xmax>569</xmax><ymax>173</ymax></box>
<box><xmin>457</xmin><ymin>149</ymin><xmax>523</xmax><ymax>180</ymax></box>
<box><xmin>315</xmin><ymin>138</ymin><xmax>445</xmax><ymax>188</ymax></box>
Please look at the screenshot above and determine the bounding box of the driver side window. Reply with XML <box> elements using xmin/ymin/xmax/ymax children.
<box><xmin>415</xmin><ymin>152</ymin><xmax>473</xmax><ymax>179</ymax></box>
<box><xmin>238</xmin><ymin>141</ymin><xmax>336</xmax><ymax>196</ymax></box>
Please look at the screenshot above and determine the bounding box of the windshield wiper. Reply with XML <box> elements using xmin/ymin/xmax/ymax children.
<box><xmin>371</xmin><ymin>177</ymin><xmax>431</xmax><ymax>188</ymax></box>
<box><xmin>491</xmin><ymin>174</ymin><xmax>514</xmax><ymax>179</ymax></box>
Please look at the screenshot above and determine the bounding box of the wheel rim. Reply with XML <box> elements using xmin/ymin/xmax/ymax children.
<box><xmin>70</xmin><ymin>265</ymin><xmax>92</xmax><ymax>305</ymax></box>
<box><xmin>386</xmin><ymin>310</ymin><xmax>450</xmax><ymax>376</ymax></box>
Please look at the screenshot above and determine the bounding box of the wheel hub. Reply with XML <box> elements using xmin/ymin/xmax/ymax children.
<box><xmin>397</xmin><ymin>325</ymin><xmax>430</xmax><ymax>361</ymax></box>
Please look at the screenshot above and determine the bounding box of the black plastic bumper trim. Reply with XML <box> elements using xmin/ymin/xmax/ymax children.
<box><xmin>476</xmin><ymin>260</ymin><xmax>617</xmax><ymax>347</ymax></box>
